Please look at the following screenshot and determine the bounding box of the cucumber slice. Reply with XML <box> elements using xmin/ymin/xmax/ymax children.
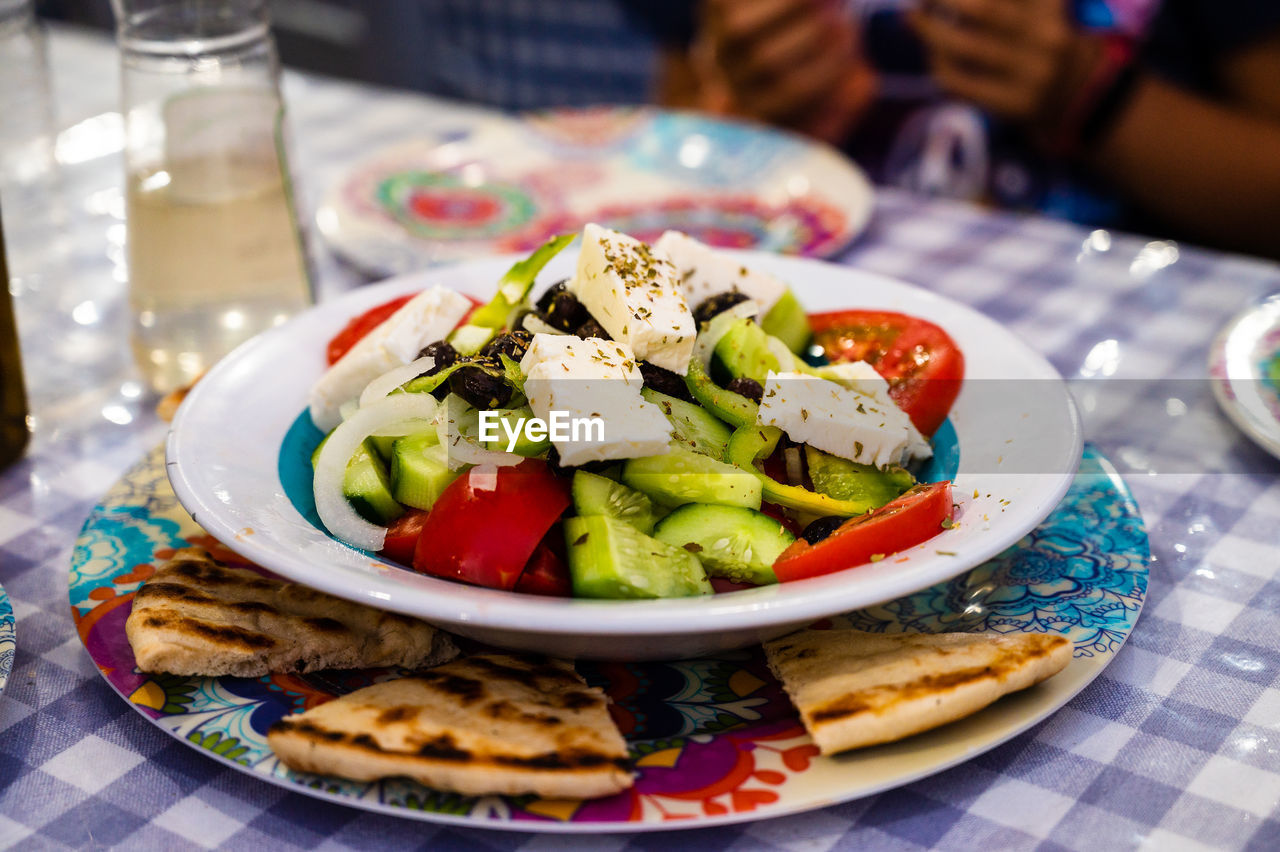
<box><xmin>761</xmin><ymin>288</ymin><xmax>812</xmax><ymax>353</ymax></box>
<box><xmin>684</xmin><ymin>356</ymin><xmax>758</xmax><ymax>427</ymax></box>
<box><xmin>564</xmin><ymin>515</ymin><xmax>712</xmax><ymax>599</ymax></box>
<box><xmin>641</xmin><ymin>387</ymin><xmax>733</xmax><ymax>459</ymax></box>
<box><xmin>622</xmin><ymin>443</ymin><xmax>763</xmax><ymax>510</ymax></box>
<box><xmin>713</xmin><ymin>318</ymin><xmax>783</xmax><ymax>384</ymax></box>
<box><xmin>652</xmin><ymin>504</ymin><xmax>792</xmax><ymax>585</ymax></box>
<box><xmin>367</xmin><ymin>434</ymin><xmax>400</xmax><ymax>462</ymax></box>
<box><xmin>571</xmin><ymin>470</ymin><xmax>658</xmax><ymax>534</ymax></box>
<box><xmin>805</xmin><ymin>445</ymin><xmax>914</xmax><ymax>509</ymax></box>
<box><xmin>311</xmin><ymin>436</ymin><xmax>404</xmax><ymax>525</ymax></box>
<box><xmin>390</xmin><ymin>432</ymin><xmax>460</xmax><ymax>510</ymax></box>
<box><xmin>478</xmin><ymin>405</ymin><xmax>551</xmax><ymax>457</ymax></box>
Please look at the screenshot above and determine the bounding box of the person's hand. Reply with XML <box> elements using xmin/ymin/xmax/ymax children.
<box><xmin>695</xmin><ymin>0</ymin><xmax>876</xmax><ymax>143</ymax></box>
<box><xmin>909</xmin><ymin>0</ymin><xmax>1096</xmax><ymax>133</ymax></box>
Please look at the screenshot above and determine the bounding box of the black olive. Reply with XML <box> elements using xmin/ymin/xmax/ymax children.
<box><xmin>535</xmin><ymin>280</ymin><xmax>570</xmax><ymax>313</ymax></box>
<box><xmin>448</xmin><ymin>363</ymin><xmax>512</xmax><ymax>409</ymax></box>
<box><xmin>726</xmin><ymin>376</ymin><xmax>763</xmax><ymax>403</ymax></box>
<box><xmin>539</xmin><ymin>283</ymin><xmax>588</xmax><ymax>332</ymax></box>
<box><xmin>575</xmin><ymin>317</ymin><xmax>610</xmax><ymax>340</ymax></box>
<box><xmin>801</xmin><ymin>516</ymin><xmax>846</xmax><ymax>545</ymax></box>
<box><xmin>640</xmin><ymin>361</ymin><xmax>694</xmax><ymax>401</ymax></box>
<box><xmin>481</xmin><ymin>329</ymin><xmax>532</xmax><ymax>361</ymax></box>
<box><xmin>545</xmin><ymin>445</ymin><xmax>613</xmax><ymax>474</ymax></box>
<box><xmin>693</xmin><ymin>291</ymin><xmax>751</xmax><ymax>327</ymax></box>
<box><xmin>417</xmin><ymin>340</ymin><xmax>458</xmax><ymax>376</ymax></box>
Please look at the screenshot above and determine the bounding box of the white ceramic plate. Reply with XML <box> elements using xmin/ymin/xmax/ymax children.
<box><xmin>315</xmin><ymin>107</ymin><xmax>874</xmax><ymax>276</ymax></box>
<box><xmin>1209</xmin><ymin>293</ymin><xmax>1280</xmax><ymax>460</ymax></box>
<box><xmin>167</xmin><ymin>252</ymin><xmax>1082</xmax><ymax>659</ymax></box>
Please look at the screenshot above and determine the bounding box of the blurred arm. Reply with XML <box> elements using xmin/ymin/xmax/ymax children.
<box><xmin>912</xmin><ymin>0</ymin><xmax>1280</xmax><ymax>255</ymax></box>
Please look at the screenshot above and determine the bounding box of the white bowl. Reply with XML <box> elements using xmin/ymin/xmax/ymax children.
<box><xmin>168</xmin><ymin>251</ymin><xmax>1081</xmax><ymax>660</ymax></box>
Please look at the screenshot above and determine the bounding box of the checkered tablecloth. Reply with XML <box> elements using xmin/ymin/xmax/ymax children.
<box><xmin>2</xmin><ymin>24</ymin><xmax>1278</xmax><ymax>852</ymax></box>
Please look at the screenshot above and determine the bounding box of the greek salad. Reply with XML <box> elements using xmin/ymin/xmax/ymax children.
<box><xmin>307</xmin><ymin>225</ymin><xmax>964</xmax><ymax>599</ymax></box>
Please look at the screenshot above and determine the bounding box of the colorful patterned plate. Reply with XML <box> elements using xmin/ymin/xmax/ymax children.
<box><xmin>0</xmin><ymin>581</ymin><xmax>13</xmax><ymax>696</ymax></box>
<box><xmin>71</xmin><ymin>444</ymin><xmax>1147</xmax><ymax>832</ymax></box>
<box><xmin>315</xmin><ymin>106</ymin><xmax>874</xmax><ymax>276</ymax></box>
<box><xmin>1210</xmin><ymin>293</ymin><xmax>1280</xmax><ymax>461</ymax></box>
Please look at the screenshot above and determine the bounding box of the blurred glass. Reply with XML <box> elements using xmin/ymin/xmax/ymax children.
<box><xmin>0</xmin><ymin>210</ymin><xmax>30</xmax><ymax>468</ymax></box>
<box><xmin>0</xmin><ymin>0</ymin><xmax>115</xmax><ymax>431</ymax></box>
<box><xmin>113</xmin><ymin>0</ymin><xmax>313</xmax><ymax>392</ymax></box>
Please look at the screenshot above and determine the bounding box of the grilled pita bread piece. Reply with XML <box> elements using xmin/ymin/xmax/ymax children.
<box><xmin>267</xmin><ymin>653</ymin><xmax>634</xmax><ymax>798</ymax></box>
<box><xmin>125</xmin><ymin>548</ymin><xmax>454</xmax><ymax>677</ymax></box>
<box><xmin>764</xmin><ymin>629</ymin><xmax>1071</xmax><ymax>755</ymax></box>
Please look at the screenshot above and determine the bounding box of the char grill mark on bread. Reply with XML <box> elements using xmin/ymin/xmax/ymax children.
<box><xmin>764</xmin><ymin>629</ymin><xmax>1071</xmax><ymax>755</ymax></box>
<box><xmin>266</xmin><ymin>654</ymin><xmax>634</xmax><ymax>798</ymax></box>
<box><xmin>124</xmin><ymin>548</ymin><xmax>454</xmax><ymax>678</ymax></box>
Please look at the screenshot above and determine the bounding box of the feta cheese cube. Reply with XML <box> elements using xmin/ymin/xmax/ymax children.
<box><xmin>653</xmin><ymin>230</ymin><xmax>787</xmax><ymax>314</ymax></box>
<box><xmin>309</xmin><ymin>286</ymin><xmax>473</xmax><ymax>430</ymax></box>
<box><xmin>757</xmin><ymin>371</ymin><xmax>932</xmax><ymax>468</ymax></box>
<box><xmin>519</xmin><ymin>334</ymin><xmax>642</xmax><ymax>383</ymax></box>
<box><xmin>521</xmin><ymin>334</ymin><xmax>671</xmax><ymax>466</ymax></box>
<box><xmin>569</xmin><ymin>223</ymin><xmax>696</xmax><ymax>375</ymax></box>
<box><xmin>813</xmin><ymin>360</ymin><xmax>932</xmax><ymax>459</ymax></box>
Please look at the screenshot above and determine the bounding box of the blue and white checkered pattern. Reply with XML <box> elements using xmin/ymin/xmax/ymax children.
<box><xmin>1</xmin><ymin>24</ymin><xmax>1278</xmax><ymax>851</ymax></box>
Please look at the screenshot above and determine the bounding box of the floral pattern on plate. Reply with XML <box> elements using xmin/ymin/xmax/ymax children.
<box><xmin>70</xmin><ymin>444</ymin><xmax>1147</xmax><ymax>831</ymax></box>
<box><xmin>316</xmin><ymin>107</ymin><xmax>873</xmax><ymax>276</ymax></box>
<box><xmin>0</xmin><ymin>581</ymin><xmax>13</xmax><ymax>696</ymax></box>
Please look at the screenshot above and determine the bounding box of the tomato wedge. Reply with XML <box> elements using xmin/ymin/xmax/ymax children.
<box><xmin>326</xmin><ymin>292</ymin><xmax>481</xmax><ymax>364</ymax></box>
<box><xmin>514</xmin><ymin>539</ymin><xmax>572</xmax><ymax>597</ymax></box>
<box><xmin>412</xmin><ymin>459</ymin><xmax>571</xmax><ymax>591</ymax></box>
<box><xmin>326</xmin><ymin>294</ymin><xmax>415</xmax><ymax>364</ymax></box>
<box><xmin>772</xmin><ymin>481</ymin><xmax>954</xmax><ymax>581</ymax></box>
<box><xmin>810</xmin><ymin>310</ymin><xmax>964</xmax><ymax>437</ymax></box>
<box><xmin>380</xmin><ymin>508</ymin><xmax>429</xmax><ymax>566</ymax></box>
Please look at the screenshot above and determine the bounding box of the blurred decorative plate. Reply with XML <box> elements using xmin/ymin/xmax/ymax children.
<box><xmin>0</xmin><ymin>581</ymin><xmax>12</xmax><ymax>696</ymax></box>
<box><xmin>1209</xmin><ymin>293</ymin><xmax>1280</xmax><ymax>460</ymax></box>
<box><xmin>71</xmin><ymin>445</ymin><xmax>1147</xmax><ymax>831</ymax></box>
<box><xmin>316</xmin><ymin>107</ymin><xmax>874</xmax><ymax>275</ymax></box>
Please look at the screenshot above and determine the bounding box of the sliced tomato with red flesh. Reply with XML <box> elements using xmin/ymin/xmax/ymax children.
<box><xmin>772</xmin><ymin>481</ymin><xmax>954</xmax><ymax>582</ymax></box>
<box><xmin>514</xmin><ymin>537</ymin><xmax>572</xmax><ymax>597</ymax></box>
<box><xmin>810</xmin><ymin>310</ymin><xmax>964</xmax><ymax>437</ymax></box>
<box><xmin>325</xmin><ymin>293</ymin><xmax>482</xmax><ymax>365</ymax></box>
<box><xmin>411</xmin><ymin>459</ymin><xmax>571</xmax><ymax>591</ymax></box>
<box><xmin>380</xmin><ymin>507</ymin><xmax>429</xmax><ymax>566</ymax></box>
<box><xmin>326</xmin><ymin>295</ymin><xmax>414</xmax><ymax>365</ymax></box>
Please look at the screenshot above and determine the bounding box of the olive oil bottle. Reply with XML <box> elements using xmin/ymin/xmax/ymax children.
<box><xmin>0</xmin><ymin>211</ymin><xmax>29</xmax><ymax>467</ymax></box>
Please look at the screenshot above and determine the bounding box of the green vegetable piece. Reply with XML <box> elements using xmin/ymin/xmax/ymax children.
<box><xmin>571</xmin><ymin>470</ymin><xmax>659</xmax><ymax>534</ymax></box>
<box><xmin>390</xmin><ymin>432</ymin><xmax>459</xmax><ymax>510</ymax></box>
<box><xmin>467</xmin><ymin>233</ymin><xmax>575</xmax><ymax>329</ymax></box>
<box><xmin>725</xmin><ymin>425</ymin><xmax>877</xmax><ymax>517</ymax></box>
<box><xmin>713</xmin><ymin>318</ymin><xmax>783</xmax><ymax>384</ymax></box>
<box><xmin>652</xmin><ymin>504</ymin><xmax>792</xmax><ymax>585</ymax></box>
<box><xmin>641</xmin><ymin>387</ymin><xmax>733</xmax><ymax>459</ymax></box>
<box><xmin>804</xmin><ymin>445</ymin><xmax>914</xmax><ymax>508</ymax></box>
<box><xmin>684</xmin><ymin>356</ymin><xmax>759</xmax><ymax>428</ymax></box>
<box><xmin>447</xmin><ymin>323</ymin><xmax>495</xmax><ymax>356</ymax></box>
<box><xmin>760</xmin><ymin>288</ymin><xmax>813</xmax><ymax>354</ymax></box>
<box><xmin>312</xmin><ymin>435</ymin><xmax>404</xmax><ymax>524</ymax></box>
<box><xmin>564</xmin><ymin>515</ymin><xmax>713</xmax><ymax>599</ymax></box>
<box><xmin>479</xmin><ymin>405</ymin><xmax>551</xmax><ymax>457</ymax></box>
<box><xmin>622</xmin><ymin>443</ymin><xmax>762</xmax><ymax>510</ymax></box>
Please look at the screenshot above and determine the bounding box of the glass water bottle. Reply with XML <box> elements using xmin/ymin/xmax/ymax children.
<box><xmin>113</xmin><ymin>0</ymin><xmax>313</xmax><ymax>392</ymax></box>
